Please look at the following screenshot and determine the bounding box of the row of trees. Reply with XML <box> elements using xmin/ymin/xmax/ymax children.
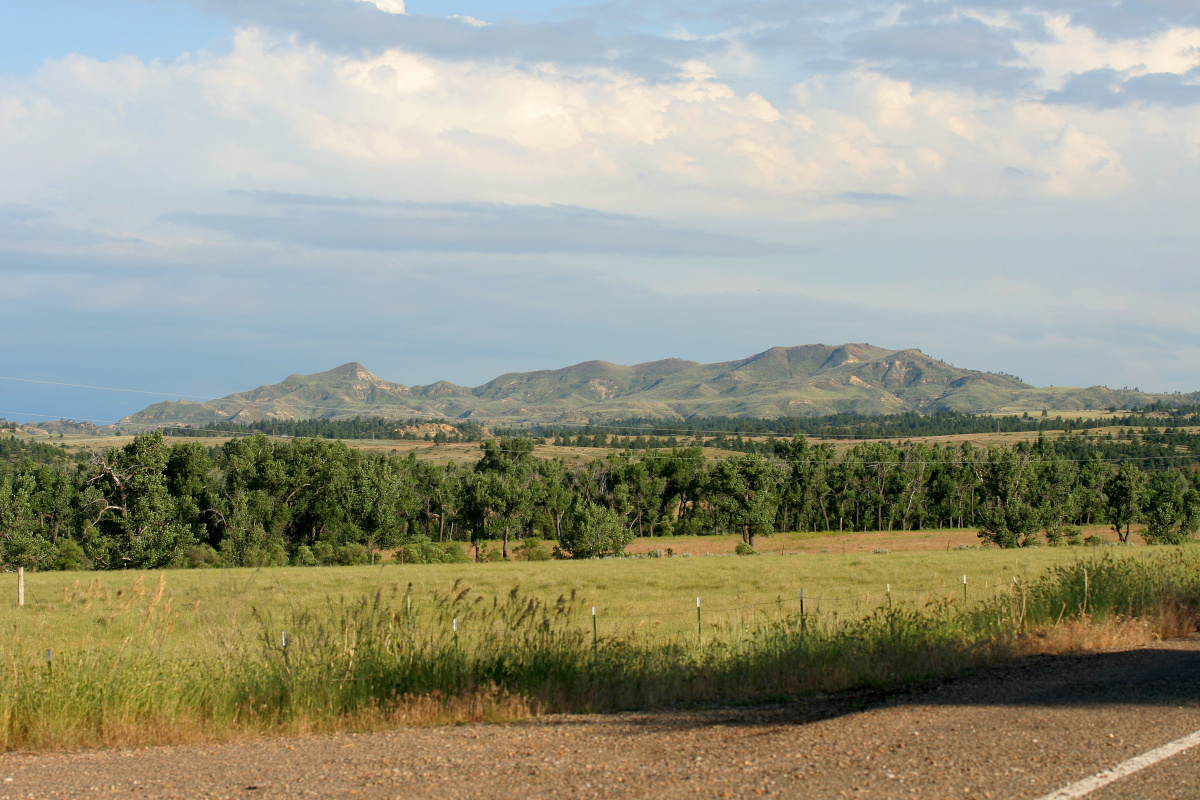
<box><xmin>1</xmin><ymin>432</ymin><xmax>1197</xmax><ymax>571</ymax></box>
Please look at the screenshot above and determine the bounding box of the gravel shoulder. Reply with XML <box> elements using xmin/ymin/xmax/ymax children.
<box><xmin>3</xmin><ymin>636</ymin><xmax>1199</xmax><ymax>800</ymax></box>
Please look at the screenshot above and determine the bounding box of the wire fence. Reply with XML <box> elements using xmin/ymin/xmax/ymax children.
<box><xmin>7</xmin><ymin>569</ymin><xmax>1027</xmax><ymax>640</ymax></box>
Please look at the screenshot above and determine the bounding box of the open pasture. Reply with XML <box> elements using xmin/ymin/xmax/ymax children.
<box><xmin>3</xmin><ymin>541</ymin><xmax>1145</xmax><ymax>657</ymax></box>
<box><xmin>0</xmin><ymin>544</ymin><xmax>1194</xmax><ymax>751</ymax></box>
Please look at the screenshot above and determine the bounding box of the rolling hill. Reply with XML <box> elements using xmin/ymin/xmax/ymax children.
<box><xmin>120</xmin><ymin>344</ymin><xmax>1191</xmax><ymax>428</ymax></box>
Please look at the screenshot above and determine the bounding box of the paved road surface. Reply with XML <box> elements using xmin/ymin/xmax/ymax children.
<box><xmin>2</xmin><ymin>637</ymin><xmax>1198</xmax><ymax>799</ymax></box>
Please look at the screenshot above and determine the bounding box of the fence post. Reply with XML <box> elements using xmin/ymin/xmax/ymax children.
<box><xmin>696</xmin><ymin>597</ymin><xmax>701</xmax><ymax>645</ymax></box>
<box><xmin>887</xmin><ymin>583</ymin><xmax>892</xmax><ymax>609</ymax></box>
<box><xmin>799</xmin><ymin>588</ymin><xmax>806</xmax><ymax>635</ymax></box>
<box><xmin>1083</xmin><ymin>568</ymin><xmax>1089</xmax><ymax>616</ymax></box>
<box><xmin>592</xmin><ymin>606</ymin><xmax>598</xmax><ymax>652</ymax></box>
<box><xmin>17</xmin><ymin>567</ymin><xmax>24</xmax><ymax>607</ymax></box>
<box><xmin>962</xmin><ymin>574</ymin><xmax>968</xmax><ymax>603</ymax></box>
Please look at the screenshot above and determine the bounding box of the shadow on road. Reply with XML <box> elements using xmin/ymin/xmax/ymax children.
<box><xmin>584</xmin><ymin>638</ymin><xmax>1200</xmax><ymax>734</ymax></box>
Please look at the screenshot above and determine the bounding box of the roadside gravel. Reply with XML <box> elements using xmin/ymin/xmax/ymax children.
<box><xmin>2</xmin><ymin>636</ymin><xmax>1198</xmax><ymax>800</ymax></box>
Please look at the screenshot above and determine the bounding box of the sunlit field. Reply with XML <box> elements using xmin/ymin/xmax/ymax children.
<box><xmin>1</xmin><ymin>541</ymin><xmax>1196</xmax><ymax>752</ymax></box>
<box><xmin>3</xmin><ymin>537</ymin><xmax>1149</xmax><ymax>656</ymax></box>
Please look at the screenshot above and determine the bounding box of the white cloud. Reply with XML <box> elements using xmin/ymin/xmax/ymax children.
<box><xmin>356</xmin><ymin>0</ymin><xmax>405</xmax><ymax>15</ymax></box>
<box><xmin>1019</xmin><ymin>15</ymin><xmax>1200</xmax><ymax>90</ymax></box>
<box><xmin>0</xmin><ymin>24</ymin><xmax>1190</xmax><ymax>249</ymax></box>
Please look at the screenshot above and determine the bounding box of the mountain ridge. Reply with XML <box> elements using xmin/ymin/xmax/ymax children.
<box><xmin>120</xmin><ymin>344</ymin><xmax>1194</xmax><ymax>428</ymax></box>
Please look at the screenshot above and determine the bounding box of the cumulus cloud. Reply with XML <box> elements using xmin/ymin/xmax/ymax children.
<box><xmin>4</xmin><ymin>0</ymin><xmax>1200</xmax><ymax>395</ymax></box>
<box><xmin>358</xmin><ymin>0</ymin><xmax>404</xmax><ymax>13</ymax></box>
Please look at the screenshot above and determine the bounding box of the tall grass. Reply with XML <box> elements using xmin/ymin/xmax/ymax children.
<box><xmin>3</xmin><ymin>550</ymin><xmax>1198</xmax><ymax>751</ymax></box>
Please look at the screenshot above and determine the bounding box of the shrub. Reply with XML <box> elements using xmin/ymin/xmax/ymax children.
<box><xmin>395</xmin><ymin>540</ymin><xmax>473</xmax><ymax>564</ymax></box>
<box><xmin>53</xmin><ymin>539</ymin><xmax>90</xmax><ymax>571</ymax></box>
<box><xmin>264</xmin><ymin>541</ymin><xmax>288</xmax><ymax>567</ymax></box>
<box><xmin>734</xmin><ymin>542</ymin><xmax>757</xmax><ymax>556</ymax></box>
<box><xmin>336</xmin><ymin>543</ymin><xmax>369</xmax><ymax>566</ymax></box>
<box><xmin>1084</xmin><ymin>535</ymin><xmax>1106</xmax><ymax>547</ymax></box>
<box><xmin>292</xmin><ymin>545</ymin><xmax>317</xmax><ymax>567</ymax></box>
<box><xmin>560</xmin><ymin>499</ymin><xmax>635</xmax><ymax>558</ymax></box>
<box><xmin>312</xmin><ymin>541</ymin><xmax>336</xmax><ymax>565</ymax></box>
<box><xmin>476</xmin><ymin>544</ymin><xmax>503</xmax><ymax>563</ymax></box>
<box><xmin>184</xmin><ymin>543</ymin><xmax>221</xmax><ymax>569</ymax></box>
<box><xmin>514</xmin><ymin>538</ymin><xmax>552</xmax><ymax>561</ymax></box>
<box><xmin>439</xmin><ymin>541</ymin><xmax>469</xmax><ymax>563</ymax></box>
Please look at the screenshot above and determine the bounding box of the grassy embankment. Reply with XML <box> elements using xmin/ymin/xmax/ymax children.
<box><xmin>1</xmin><ymin>542</ymin><xmax>1197</xmax><ymax>751</ymax></box>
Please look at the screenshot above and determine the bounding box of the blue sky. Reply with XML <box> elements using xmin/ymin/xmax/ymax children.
<box><xmin>2</xmin><ymin>0</ymin><xmax>1200</xmax><ymax>423</ymax></box>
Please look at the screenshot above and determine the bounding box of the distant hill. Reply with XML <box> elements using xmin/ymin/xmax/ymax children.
<box><xmin>120</xmin><ymin>344</ymin><xmax>1195</xmax><ymax>428</ymax></box>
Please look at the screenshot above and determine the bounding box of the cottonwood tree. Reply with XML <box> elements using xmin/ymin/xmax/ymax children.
<box><xmin>707</xmin><ymin>454</ymin><xmax>783</xmax><ymax>549</ymax></box>
<box><xmin>1104</xmin><ymin>461</ymin><xmax>1147</xmax><ymax>543</ymax></box>
<box><xmin>1141</xmin><ymin>470</ymin><xmax>1200</xmax><ymax>544</ymax></box>
<box><xmin>973</xmin><ymin>445</ymin><xmax>1043</xmax><ymax>548</ymax></box>
<box><xmin>560</xmin><ymin>497</ymin><xmax>633</xmax><ymax>558</ymax></box>
<box><xmin>84</xmin><ymin>432</ymin><xmax>194</xmax><ymax>568</ymax></box>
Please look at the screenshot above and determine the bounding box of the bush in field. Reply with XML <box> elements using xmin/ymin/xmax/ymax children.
<box><xmin>185</xmin><ymin>543</ymin><xmax>221</xmax><ymax>569</ymax></box>
<box><xmin>514</xmin><ymin>538</ymin><xmax>552</xmax><ymax>561</ymax></box>
<box><xmin>734</xmin><ymin>542</ymin><xmax>758</xmax><ymax>556</ymax></box>
<box><xmin>439</xmin><ymin>541</ymin><xmax>469</xmax><ymax>563</ymax></box>
<box><xmin>560</xmin><ymin>499</ymin><xmax>634</xmax><ymax>558</ymax></box>
<box><xmin>312</xmin><ymin>541</ymin><xmax>336</xmax><ymax>565</ymax></box>
<box><xmin>394</xmin><ymin>539</ymin><xmax>469</xmax><ymax>564</ymax></box>
<box><xmin>292</xmin><ymin>545</ymin><xmax>317</xmax><ymax>566</ymax></box>
<box><xmin>337</xmin><ymin>543</ymin><xmax>369</xmax><ymax>566</ymax></box>
<box><xmin>53</xmin><ymin>539</ymin><xmax>90</xmax><ymax>570</ymax></box>
<box><xmin>475</xmin><ymin>544</ymin><xmax>503</xmax><ymax>562</ymax></box>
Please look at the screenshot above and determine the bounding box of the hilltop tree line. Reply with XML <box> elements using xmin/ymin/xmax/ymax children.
<box><xmin>161</xmin><ymin>417</ymin><xmax>488</xmax><ymax>443</ymax></box>
<box><xmin>503</xmin><ymin>407</ymin><xmax>1200</xmax><ymax>441</ymax></box>
<box><xmin>157</xmin><ymin>410</ymin><xmax>1200</xmax><ymax>468</ymax></box>
<box><xmin>159</xmin><ymin>408</ymin><xmax>1200</xmax><ymax>449</ymax></box>
<box><xmin>1</xmin><ymin>430</ymin><xmax>1197</xmax><ymax>572</ymax></box>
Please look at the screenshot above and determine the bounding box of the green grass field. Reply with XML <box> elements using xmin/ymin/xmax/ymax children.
<box><xmin>1</xmin><ymin>541</ymin><xmax>1195</xmax><ymax>751</ymax></box>
<box><xmin>2</xmin><ymin>538</ymin><xmax>1147</xmax><ymax>658</ymax></box>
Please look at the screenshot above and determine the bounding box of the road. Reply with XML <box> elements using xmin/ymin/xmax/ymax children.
<box><xmin>2</xmin><ymin>637</ymin><xmax>1198</xmax><ymax>799</ymax></box>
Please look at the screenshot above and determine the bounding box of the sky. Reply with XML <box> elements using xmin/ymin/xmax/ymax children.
<box><xmin>2</xmin><ymin>0</ymin><xmax>1200</xmax><ymax>424</ymax></box>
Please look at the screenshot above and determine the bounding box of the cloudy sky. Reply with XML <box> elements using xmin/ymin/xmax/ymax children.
<box><xmin>2</xmin><ymin>0</ymin><xmax>1199</xmax><ymax>422</ymax></box>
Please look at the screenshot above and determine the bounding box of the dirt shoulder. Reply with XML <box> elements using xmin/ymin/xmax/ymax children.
<box><xmin>3</xmin><ymin>636</ymin><xmax>1198</xmax><ymax>800</ymax></box>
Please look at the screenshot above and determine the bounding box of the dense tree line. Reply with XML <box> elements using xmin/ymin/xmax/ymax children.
<box><xmin>161</xmin><ymin>417</ymin><xmax>488</xmax><ymax>443</ymax></box>
<box><xmin>2</xmin><ymin>431</ymin><xmax>1197</xmax><ymax>572</ymax></box>
<box><xmin>1</xmin><ymin>436</ymin><xmax>89</xmax><ymax>466</ymax></box>
<box><xmin>507</xmin><ymin>409</ymin><xmax>1196</xmax><ymax>441</ymax></box>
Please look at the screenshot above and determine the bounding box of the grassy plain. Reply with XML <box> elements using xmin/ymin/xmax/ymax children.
<box><xmin>2</xmin><ymin>542</ymin><xmax>1196</xmax><ymax>752</ymax></box>
<box><xmin>3</xmin><ymin>538</ymin><xmax>1147</xmax><ymax>657</ymax></box>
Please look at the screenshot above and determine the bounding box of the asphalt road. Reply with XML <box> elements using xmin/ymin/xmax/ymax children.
<box><xmin>2</xmin><ymin>636</ymin><xmax>1198</xmax><ymax>799</ymax></box>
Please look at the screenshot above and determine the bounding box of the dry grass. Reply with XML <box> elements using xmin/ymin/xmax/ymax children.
<box><xmin>2</xmin><ymin>548</ymin><xmax>1198</xmax><ymax>752</ymax></box>
<box><xmin>1017</xmin><ymin>604</ymin><xmax>1200</xmax><ymax>658</ymax></box>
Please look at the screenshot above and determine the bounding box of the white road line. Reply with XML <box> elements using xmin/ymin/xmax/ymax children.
<box><xmin>1035</xmin><ymin>728</ymin><xmax>1200</xmax><ymax>800</ymax></box>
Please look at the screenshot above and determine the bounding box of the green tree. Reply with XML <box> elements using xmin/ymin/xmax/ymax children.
<box><xmin>1104</xmin><ymin>461</ymin><xmax>1147</xmax><ymax>543</ymax></box>
<box><xmin>0</xmin><ymin>469</ymin><xmax>58</xmax><ymax>569</ymax></box>
<box><xmin>707</xmin><ymin>455</ymin><xmax>782</xmax><ymax>549</ymax></box>
<box><xmin>1141</xmin><ymin>469</ymin><xmax>1200</xmax><ymax>544</ymax></box>
<box><xmin>560</xmin><ymin>497</ymin><xmax>634</xmax><ymax>558</ymax></box>
<box><xmin>973</xmin><ymin>446</ymin><xmax>1043</xmax><ymax>548</ymax></box>
<box><xmin>84</xmin><ymin>432</ymin><xmax>194</xmax><ymax>568</ymax></box>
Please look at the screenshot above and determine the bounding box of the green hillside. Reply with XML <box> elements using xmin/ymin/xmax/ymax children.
<box><xmin>120</xmin><ymin>344</ymin><xmax>1195</xmax><ymax>428</ymax></box>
